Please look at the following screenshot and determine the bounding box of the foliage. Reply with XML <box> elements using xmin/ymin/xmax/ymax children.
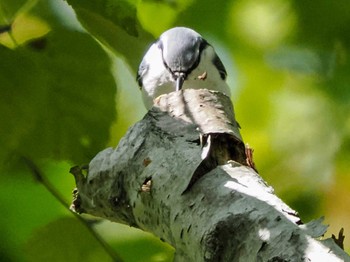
<box><xmin>0</xmin><ymin>0</ymin><xmax>349</xmax><ymax>261</ymax></box>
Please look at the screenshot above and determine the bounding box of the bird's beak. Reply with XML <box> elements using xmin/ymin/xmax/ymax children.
<box><xmin>175</xmin><ymin>73</ymin><xmax>185</xmax><ymax>91</ymax></box>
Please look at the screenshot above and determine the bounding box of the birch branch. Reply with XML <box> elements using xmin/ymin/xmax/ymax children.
<box><xmin>70</xmin><ymin>89</ymin><xmax>349</xmax><ymax>262</ymax></box>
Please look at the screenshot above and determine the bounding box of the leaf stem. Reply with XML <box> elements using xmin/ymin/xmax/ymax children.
<box><xmin>21</xmin><ymin>156</ymin><xmax>124</xmax><ymax>262</ymax></box>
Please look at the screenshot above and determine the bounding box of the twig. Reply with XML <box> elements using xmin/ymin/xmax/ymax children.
<box><xmin>21</xmin><ymin>156</ymin><xmax>124</xmax><ymax>262</ymax></box>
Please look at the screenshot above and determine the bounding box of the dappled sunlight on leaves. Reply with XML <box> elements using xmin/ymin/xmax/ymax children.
<box><xmin>270</xmin><ymin>87</ymin><xmax>340</xmax><ymax>183</ymax></box>
<box><xmin>1</xmin><ymin>0</ymin><xmax>350</xmax><ymax>259</ymax></box>
<box><xmin>228</xmin><ymin>0</ymin><xmax>296</xmax><ymax>49</ymax></box>
<box><xmin>0</xmin><ymin>13</ymin><xmax>50</xmax><ymax>48</ymax></box>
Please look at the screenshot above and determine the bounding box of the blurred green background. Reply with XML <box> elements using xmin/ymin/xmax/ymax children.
<box><xmin>1</xmin><ymin>0</ymin><xmax>349</xmax><ymax>261</ymax></box>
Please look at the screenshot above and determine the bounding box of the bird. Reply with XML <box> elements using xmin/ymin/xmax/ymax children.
<box><xmin>137</xmin><ymin>27</ymin><xmax>231</xmax><ymax>109</ymax></box>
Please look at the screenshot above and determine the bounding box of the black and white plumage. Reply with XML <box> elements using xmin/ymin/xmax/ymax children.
<box><xmin>137</xmin><ymin>27</ymin><xmax>231</xmax><ymax>109</ymax></box>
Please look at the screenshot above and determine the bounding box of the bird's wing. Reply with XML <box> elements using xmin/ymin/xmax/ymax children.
<box><xmin>212</xmin><ymin>54</ymin><xmax>227</xmax><ymax>80</ymax></box>
<box><xmin>136</xmin><ymin>57</ymin><xmax>149</xmax><ymax>89</ymax></box>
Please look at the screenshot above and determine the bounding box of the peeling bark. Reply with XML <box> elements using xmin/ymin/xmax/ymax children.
<box><xmin>71</xmin><ymin>89</ymin><xmax>350</xmax><ymax>262</ymax></box>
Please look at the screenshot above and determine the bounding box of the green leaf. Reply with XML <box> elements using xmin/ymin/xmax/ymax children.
<box><xmin>0</xmin><ymin>46</ymin><xmax>45</xmax><ymax>163</ymax></box>
<box><xmin>0</xmin><ymin>0</ymin><xmax>37</xmax><ymax>23</ymax></box>
<box><xmin>266</xmin><ymin>47</ymin><xmax>337</xmax><ymax>76</ymax></box>
<box><xmin>0</xmin><ymin>163</ymin><xmax>72</xmax><ymax>261</ymax></box>
<box><xmin>136</xmin><ymin>0</ymin><xmax>194</xmax><ymax>36</ymax></box>
<box><xmin>0</xmin><ymin>27</ymin><xmax>116</xmax><ymax>165</ymax></box>
<box><xmin>66</xmin><ymin>0</ymin><xmax>154</xmax><ymax>70</ymax></box>
<box><xmin>25</xmin><ymin>217</ymin><xmax>115</xmax><ymax>262</ymax></box>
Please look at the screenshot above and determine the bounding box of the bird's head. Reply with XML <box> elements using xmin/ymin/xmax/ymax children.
<box><xmin>158</xmin><ymin>27</ymin><xmax>207</xmax><ymax>91</ymax></box>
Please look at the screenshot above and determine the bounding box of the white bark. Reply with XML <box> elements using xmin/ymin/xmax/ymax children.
<box><xmin>71</xmin><ymin>89</ymin><xmax>349</xmax><ymax>262</ymax></box>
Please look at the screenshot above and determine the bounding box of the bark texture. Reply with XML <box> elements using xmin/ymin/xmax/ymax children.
<box><xmin>71</xmin><ymin>89</ymin><xmax>350</xmax><ymax>262</ymax></box>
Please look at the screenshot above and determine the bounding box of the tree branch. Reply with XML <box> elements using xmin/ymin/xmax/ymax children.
<box><xmin>70</xmin><ymin>89</ymin><xmax>349</xmax><ymax>261</ymax></box>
